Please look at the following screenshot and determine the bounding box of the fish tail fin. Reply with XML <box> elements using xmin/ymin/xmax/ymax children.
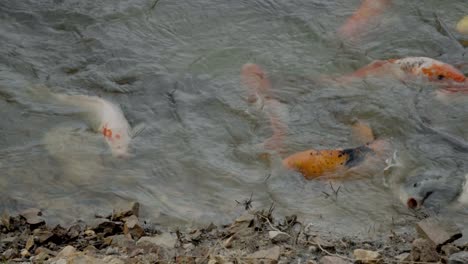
<box><xmin>241</xmin><ymin>63</ymin><xmax>287</xmax><ymax>153</ymax></box>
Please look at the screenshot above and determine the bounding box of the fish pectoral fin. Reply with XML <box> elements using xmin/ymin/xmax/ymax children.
<box><xmin>384</xmin><ymin>150</ymin><xmax>401</xmax><ymax>173</ymax></box>
<box><xmin>130</xmin><ymin>123</ymin><xmax>146</xmax><ymax>139</ymax></box>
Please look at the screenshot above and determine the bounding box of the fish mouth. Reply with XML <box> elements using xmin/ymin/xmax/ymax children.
<box><xmin>406</xmin><ymin>191</ymin><xmax>434</xmax><ymax>209</ymax></box>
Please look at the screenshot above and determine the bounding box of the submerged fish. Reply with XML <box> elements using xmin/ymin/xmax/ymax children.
<box><xmin>241</xmin><ymin>63</ymin><xmax>390</xmax><ymax>179</ymax></box>
<box><xmin>399</xmin><ymin>170</ymin><xmax>466</xmax><ymax>209</ymax></box>
<box><xmin>337</xmin><ymin>0</ymin><xmax>391</xmax><ymax>40</ymax></box>
<box><xmin>52</xmin><ymin>93</ymin><xmax>135</xmax><ymax>158</ymax></box>
<box><xmin>340</xmin><ymin>57</ymin><xmax>466</xmax><ymax>84</ymax></box>
<box><xmin>241</xmin><ymin>63</ymin><xmax>288</xmax><ymax>152</ymax></box>
<box><xmin>456</xmin><ymin>16</ymin><xmax>468</xmax><ymax>35</ymax></box>
<box><xmin>32</xmin><ymin>86</ymin><xmax>141</xmax><ymax>158</ymax></box>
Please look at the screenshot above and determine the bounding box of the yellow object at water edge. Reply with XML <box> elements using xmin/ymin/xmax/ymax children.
<box><xmin>456</xmin><ymin>16</ymin><xmax>468</xmax><ymax>35</ymax></box>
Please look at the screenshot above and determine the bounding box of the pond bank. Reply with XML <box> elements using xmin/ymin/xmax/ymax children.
<box><xmin>1</xmin><ymin>202</ymin><xmax>467</xmax><ymax>263</ymax></box>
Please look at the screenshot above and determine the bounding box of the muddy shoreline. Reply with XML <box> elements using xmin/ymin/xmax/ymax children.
<box><xmin>1</xmin><ymin>202</ymin><xmax>467</xmax><ymax>263</ymax></box>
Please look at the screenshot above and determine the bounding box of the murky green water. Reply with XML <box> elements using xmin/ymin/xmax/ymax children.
<box><xmin>1</xmin><ymin>0</ymin><xmax>467</xmax><ymax>237</ymax></box>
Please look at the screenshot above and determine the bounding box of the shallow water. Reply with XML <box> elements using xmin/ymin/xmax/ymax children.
<box><xmin>1</xmin><ymin>0</ymin><xmax>467</xmax><ymax>237</ymax></box>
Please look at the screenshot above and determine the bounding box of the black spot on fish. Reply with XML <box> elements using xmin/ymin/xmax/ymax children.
<box><xmin>342</xmin><ymin>145</ymin><xmax>373</xmax><ymax>167</ymax></box>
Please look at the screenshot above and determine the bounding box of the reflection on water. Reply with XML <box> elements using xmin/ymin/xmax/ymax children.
<box><xmin>0</xmin><ymin>0</ymin><xmax>467</xmax><ymax>236</ymax></box>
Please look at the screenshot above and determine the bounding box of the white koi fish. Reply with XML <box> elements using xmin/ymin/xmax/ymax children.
<box><xmin>31</xmin><ymin>85</ymin><xmax>142</xmax><ymax>158</ymax></box>
<box><xmin>51</xmin><ymin>93</ymin><xmax>137</xmax><ymax>158</ymax></box>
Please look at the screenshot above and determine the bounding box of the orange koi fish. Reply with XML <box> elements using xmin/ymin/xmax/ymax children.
<box><xmin>340</xmin><ymin>57</ymin><xmax>467</xmax><ymax>86</ymax></box>
<box><xmin>241</xmin><ymin>63</ymin><xmax>288</xmax><ymax>152</ymax></box>
<box><xmin>241</xmin><ymin>63</ymin><xmax>388</xmax><ymax>179</ymax></box>
<box><xmin>338</xmin><ymin>0</ymin><xmax>391</xmax><ymax>40</ymax></box>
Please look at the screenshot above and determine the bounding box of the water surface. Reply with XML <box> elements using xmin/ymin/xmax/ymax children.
<box><xmin>1</xmin><ymin>0</ymin><xmax>467</xmax><ymax>237</ymax></box>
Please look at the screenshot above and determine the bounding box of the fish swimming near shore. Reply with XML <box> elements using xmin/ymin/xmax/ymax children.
<box><xmin>241</xmin><ymin>64</ymin><xmax>391</xmax><ymax>179</ymax></box>
<box><xmin>337</xmin><ymin>0</ymin><xmax>391</xmax><ymax>41</ymax></box>
<box><xmin>399</xmin><ymin>170</ymin><xmax>467</xmax><ymax>209</ymax></box>
<box><xmin>456</xmin><ymin>16</ymin><xmax>468</xmax><ymax>35</ymax></box>
<box><xmin>340</xmin><ymin>57</ymin><xmax>466</xmax><ymax>85</ymax></box>
<box><xmin>33</xmin><ymin>86</ymin><xmax>141</xmax><ymax>158</ymax></box>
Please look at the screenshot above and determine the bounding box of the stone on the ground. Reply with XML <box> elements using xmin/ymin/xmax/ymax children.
<box><xmin>395</xmin><ymin>252</ymin><xmax>410</xmax><ymax>263</ymax></box>
<box><xmin>56</xmin><ymin>245</ymin><xmax>76</xmax><ymax>258</ymax></box>
<box><xmin>107</xmin><ymin>234</ymin><xmax>135</xmax><ymax>248</ymax></box>
<box><xmin>102</xmin><ymin>255</ymin><xmax>125</xmax><ymax>264</ymax></box>
<box><xmin>67</xmin><ymin>223</ymin><xmax>84</xmax><ymax>239</ymax></box>
<box><xmin>448</xmin><ymin>251</ymin><xmax>468</xmax><ymax>264</ymax></box>
<box><xmin>190</xmin><ymin>229</ymin><xmax>202</xmax><ymax>241</ymax></box>
<box><xmin>35</xmin><ymin>246</ymin><xmax>57</xmax><ymax>257</ymax></box>
<box><xmin>20</xmin><ymin>249</ymin><xmax>30</xmax><ymax>258</ymax></box>
<box><xmin>353</xmin><ymin>249</ymin><xmax>381</xmax><ymax>263</ymax></box>
<box><xmin>269</xmin><ymin>231</ymin><xmax>290</xmax><ymax>243</ymax></box>
<box><xmin>33</xmin><ymin>251</ymin><xmax>52</xmax><ymax>262</ymax></box>
<box><xmin>247</xmin><ymin>246</ymin><xmax>281</xmax><ymax>260</ymax></box>
<box><xmin>223</xmin><ymin>235</ymin><xmax>235</xmax><ymax>248</ymax></box>
<box><xmin>84</xmin><ymin>229</ymin><xmax>96</xmax><ymax>237</ymax></box>
<box><xmin>89</xmin><ymin>218</ymin><xmax>122</xmax><ymax>235</ymax></box>
<box><xmin>25</xmin><ymin>235</ymin><xmax>35</xmax><ymax>250</ymax></box>
<box><xmin>319</xmin><ymin>256</ymin><xmax>351</xmax><ymax>264</ymax></box>
<box><xmin>83</xmin><ymin>245</ymin><xmax>98</xmax><ymax>254</ymax></box>
<box><xmin>235</xmin><ymin>213</ymin><xmax>254</xmax><ymax>223</ymax></box>
<box><xmin>50</xmin><ymin>259</ymin><xmax>67</xmax><ymax>264</ymax></box>
<box><xmin>2</xmin><ymin>248</ymin><xmax>18</xmax><ymax>259</ymax></box>
<box><xmin>411</xmin><ymin>238</ymin><xmax>439</xmax><ymax>262</ymax></box>
<box><xmin>106</xmin><ymin>246</ymin><xmax>120</xmax><ymax>255</ymax></box>
<box><xmin>137</xmin><ymin>233</ymin><xmax>177</xmax><ymax>248</ymax></box>
<box><xmin>123</xmin><ymin>215</ymin><xmax>144</xmax><ymax>239</ymax></box>
<box><xmin>19</xmin><ymin>208</ymin><xmax>45</xmax><ymax>226</ymax></box>
<box><xmin>441</xmin><ymin>244</ymin><xmax>460</xmax><ymax>256</ymax></box>
<box><xmin>34</xmin><ymin>229</ymin><xmax>54</xmax><ymax>244</ymax></box>
<box><xmin>308</xmin><ymin>246</ymin><xmax>318</xmax><ymax>253</ymax></box>
<box><xmin>416</xmin><ymin>217</ymin><xmax>462</xmax><ymax>248</ymax></box>
<box><xmin>113</xmin><ymin>201</ymin><xmax>140</xmax><ymax>219</ymax></box>
<box><xmin>183</xmin><ymin>243</ymin><xmax>195</xmax><ymax>250</ymax></box>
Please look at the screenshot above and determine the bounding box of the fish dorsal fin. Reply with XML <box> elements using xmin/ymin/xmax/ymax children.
<box><xmin>130</xmin><ymin>123</ymin><xmax>146</xmax><ymax>139</ymax></box>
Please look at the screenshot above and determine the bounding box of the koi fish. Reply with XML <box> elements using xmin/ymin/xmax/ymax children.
<box><xmin>400</xmin><ymin>170</ymin><xmax>466</xmax><ymax>209</ymax></box>
<box><xmin>337</xmin><ymin>0</ymin><xmax>391</xmax><ymax>40</ymax></box>
<box><xmin>241</xmin><ymin>63</ymin><xmax>390</xmax><ymax>179</ymax></box>
<box><xmin>456</xmin><ymin>16</ymin><xmax>468</xmax><ymax>35</ymax></box>
<box><xmin>340</xmin><ymin>57</ymin><xmax>466</xmax><ymax>85</ymax></box>
<box><xmin>282</xmin><ymin>145</ymin><xmax>374</xmax><ymax>180</ymax></box>
<box><xmin>51</xmin><ymin>93</ymin><xmax>138</xmax><ymax>158</ymax></box>
<box><xmin>241</xmin><ymin>63</ymin><xmax>288</xmax><ymax>152</ymax></box>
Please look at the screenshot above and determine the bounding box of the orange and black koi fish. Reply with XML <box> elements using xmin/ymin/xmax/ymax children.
<box><xmin>338</xmin><ymin>0</ymin><xmax>391</xmax><ymax>40</ymax></box>
<box><xmin>241</xmin><ymin>63</ymin><xmax>388</xmax><ymax>179</ymax></box>
<box><xmin>282</xmin><ymin>145</ymin><xmax>373</xmax><ymax>180</ymax></box>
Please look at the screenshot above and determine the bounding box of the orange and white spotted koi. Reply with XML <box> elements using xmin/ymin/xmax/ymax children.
<box><xmin>52</xmin><ymin>93</ymin><xmax>135</xmax><ymax>158</ymax></box>
<box><xmin>338</xmin><ymin>0</ymin><xmax>391</xmax><ymax>41</ymax></box>
<box><xmin>339</xmin><ymin>57</ymin><xmax>467</xmax><ymax>88</ymax></box>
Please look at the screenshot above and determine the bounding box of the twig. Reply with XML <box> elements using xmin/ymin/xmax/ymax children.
<box><xmin>306</xmin><ymin>239</ymin><xmax>354</xmax><ymax>261</ymax></box>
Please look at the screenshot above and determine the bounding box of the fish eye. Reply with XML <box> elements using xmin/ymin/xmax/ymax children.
<box><xmin>413</xmin><ymin>182</ymin><xmax>419</xmax><ymax>188</ymax></box>
<box><xmin>437</xmin><ymin>75</ymin><xmax>445</xmax><ymax>80</ymax></box>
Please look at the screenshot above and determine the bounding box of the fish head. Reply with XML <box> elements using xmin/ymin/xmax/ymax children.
<box><xmin>101</xmin><ymin>125</ymin><xmax>132</xmax><ymax>158</ymax></box>
<box><xmin>421</xmin><ymin>63</ymin><xmax>466</xmax><ymax>83</ymax></box>
<box><xmin>400</xmin><ymin>170</ymin><xmax>461</xmax><ymax>210</ymax></box>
